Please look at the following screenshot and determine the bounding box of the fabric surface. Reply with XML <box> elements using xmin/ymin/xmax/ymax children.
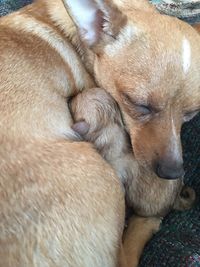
<box><xmin>0</xmin><ymin>1</ymin><xmax>199</xmax><ymax>266</ymax></box>
<box><xmin>0</xmin><ymin>0</ymin><xmax>32</xmax><ymax>16</ymax></box>
<box><xmin>150</xmin><ymin>0</ymin><xmax>200</xmax><ymax>24</ymax></box>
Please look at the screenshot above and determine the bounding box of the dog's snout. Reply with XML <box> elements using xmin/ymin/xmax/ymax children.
<box><xmin>155</xmin><ymin>160</ymin><xmax>185</xmax><ymax>180</ymax></box>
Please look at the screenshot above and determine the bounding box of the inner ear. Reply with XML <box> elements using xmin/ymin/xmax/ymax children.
<box><xmin>63</xmin><ymin>0</ymin><xmax>127</xmax><ymax>48</ymax></box>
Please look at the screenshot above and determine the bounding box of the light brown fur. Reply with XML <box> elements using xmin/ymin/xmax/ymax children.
<box><xmin>70</xmin><ymin>87</ymin><xmax>196</xmax><ymax>217</ymax></box>
<box><xmin>0</xmin><ymin>0</ymin><xmax>200</xmax><ymax>266</ymax></box>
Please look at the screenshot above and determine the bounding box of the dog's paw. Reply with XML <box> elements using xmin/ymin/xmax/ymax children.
<box><xmin>146</xmin><ymin>216</ymin><xmax>162</xmax><ymax>234</ymax></box>
<box><xmin>123</xmin><ymin>216</ymin><xmax>162</xmax><ymax>267</ymax></box>
<box><xmin>128</xmin><ymin>215</ymin><xmax>162</xmax><ymax>235</ymax></box>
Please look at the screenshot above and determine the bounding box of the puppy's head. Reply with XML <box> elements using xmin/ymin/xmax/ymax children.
<box><xmin>65</xmin><ymin>0</ymin><xmax>200</xmax><ymax>179</ymax></box>
<box><xmin>70</xmin><ymin>87</ymin><xmax>123</xmax><ymax>138</ymax></box>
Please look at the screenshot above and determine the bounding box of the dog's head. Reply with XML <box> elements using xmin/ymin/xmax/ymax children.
<box><xmin>64</xmin><ymin>0</ymin><xmax>200</xmax><ymax>179</ymax></box>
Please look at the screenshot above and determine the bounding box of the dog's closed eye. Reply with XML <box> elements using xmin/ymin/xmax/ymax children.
<box><xmin>120</xmin><ymin>92</ymin><xmax>157</xmax><ymax>120</ymax></box>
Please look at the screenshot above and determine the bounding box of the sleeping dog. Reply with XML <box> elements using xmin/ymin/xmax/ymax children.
<box><xmin>0</xmin><ymin>0</ymin><xmax>199</xmax><ymax>266</ymax></box>
<box><xmin>70</xmin><ymin>87</ymin><xmax>196</xmax><ymax>218</ymax></box>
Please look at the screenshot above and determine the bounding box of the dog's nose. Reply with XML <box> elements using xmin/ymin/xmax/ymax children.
<box><xmin>155</xmin><ymin>161</ymin><xmax>185</xmax><ymax>180</ymax></box>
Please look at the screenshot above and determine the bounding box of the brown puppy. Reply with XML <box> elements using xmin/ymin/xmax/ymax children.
<box><xmin>70</xmin><ymin>87</ymin><xmax>196</xmax><ymax>217</ymax></box>
<box><xmin>0</xmin><ymin>0</ymin><xmax>200</xmax><ymax>266</ymax></box>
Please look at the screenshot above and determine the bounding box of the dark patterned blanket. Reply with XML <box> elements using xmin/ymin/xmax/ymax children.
<box><xmin>150</xmin><ymin>0</ymin><xmax>200</xmax><ymax>24</ymax></box>
<box><xmin>0</xmin><ymin>1</ymin><xmax>199</xmax><ymax>266</ymax></box>
<box><xmin>0</xmin><ymin>0</ymin><xmax>32</xmax><ymax>16</ymax></box>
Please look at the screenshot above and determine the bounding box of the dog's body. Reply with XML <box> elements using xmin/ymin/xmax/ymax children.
<box><xmin>70</xmin><ymin>87</ymin><xmax>195</xmax><ymax>217</ymax></box>
<box><xmin>0</xmin><ymin>0</ymin><xmax>200</xmax><ymax>266</ymax></box>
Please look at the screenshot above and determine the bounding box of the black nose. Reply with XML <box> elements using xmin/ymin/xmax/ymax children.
<box><xmin>155</xmin><ymin>161</ymin><xmax>185</xmax><ymax>180</ymax></box>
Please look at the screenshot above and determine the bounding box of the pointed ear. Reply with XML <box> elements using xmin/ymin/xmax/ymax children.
<box><xmin>63</xmin><ymin>0</ymin><xmax>127</xmax><ymax>48</ymax></box>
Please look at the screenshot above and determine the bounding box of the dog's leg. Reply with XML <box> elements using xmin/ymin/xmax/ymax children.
<box><xmin>122</xmin><ymin>216</ymin><xmax>161</xmax><ymax>267</ymax></box>
<box><xmin>118</xmin><ymin>244</ymin><xmax>128</xmax><ymax>267</ymax></box>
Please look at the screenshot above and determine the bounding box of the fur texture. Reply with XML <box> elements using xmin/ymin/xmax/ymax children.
<box><xmin>70</xmin><ymin>87</ymin><xmax>196</xmax><ymax>217</ymax></box>
<box><xmin>0</xmin><ymin>0</ymin><xmax>200</xmax><ymax>266</ymax></box>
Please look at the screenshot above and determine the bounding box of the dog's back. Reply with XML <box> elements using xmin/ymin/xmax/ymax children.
<box><xmin>0</xmin><ymin>3</ymin><xmax>125</xmax><ymax>267</ymax></box>
<box><xmin>0</xmin><ymin>136</ymin><xmax>125</xmax><ymax>267</ymax></box>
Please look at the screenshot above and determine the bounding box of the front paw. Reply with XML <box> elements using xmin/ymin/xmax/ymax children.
<box><xmin>128</xmin><ymin>215</ymin><xmax>162</xmax><ymax>235</ymax></box>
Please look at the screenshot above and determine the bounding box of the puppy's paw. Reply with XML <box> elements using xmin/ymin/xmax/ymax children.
<box><xmin>180</xmin><ymin>186</ymin><xmax>196</xmax><ymax>207</ymax></box>
<box><xmin>174</xmin><ymin>185</ymin><xmax>196</xmax><ymax>211</ymax></box>
<box><xmin>72</xmin><ymin>120</ymin><xmax>90</xmax><ymax>136</ymax></box>
<box><xmin>146</xmin><ymin>216</ymin><xmax>162</xmax><ymax>234</ymax></box>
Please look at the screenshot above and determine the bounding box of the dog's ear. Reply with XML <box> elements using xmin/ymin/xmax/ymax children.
<box><xmin>63</xmin><ymin>0</ymin><xmax>127</xmax><ymax>49</ymax></box>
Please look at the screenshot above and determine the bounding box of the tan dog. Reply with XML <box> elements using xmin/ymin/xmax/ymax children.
<box><xmin>0</xmin><ymin>0</ymin><xmax>200</xmax><ymax>266</ymax></box>
<box><xmin>70</xmin><ymin>87</ymin><xmax>196</xmax><ymax>217</ymax></box>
